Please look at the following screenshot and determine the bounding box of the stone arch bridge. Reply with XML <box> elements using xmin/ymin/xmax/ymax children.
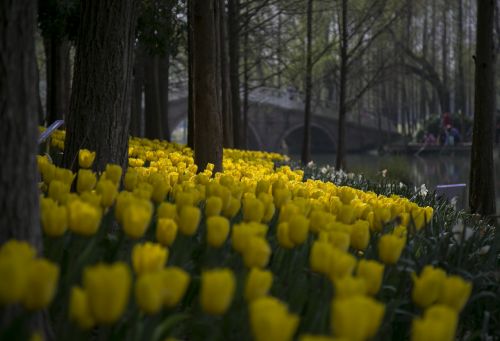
<box><xmin>167</xmin><ymin>87</ymin><xmax>398</xmax><ymax>154</ymax></box>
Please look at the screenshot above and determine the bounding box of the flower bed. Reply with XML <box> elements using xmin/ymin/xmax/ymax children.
<box><xmin>1</xmin><ymin>130</ymin><xmax>498</xmax><ymax>340</ymax></box>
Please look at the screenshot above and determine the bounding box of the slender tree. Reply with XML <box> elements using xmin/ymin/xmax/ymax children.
<box><xmin>228</xmin><ymin>0</ymin><xmax>242</xmax><ymax>148</ymax></box>
<box><xmin>192</xmin><ymin>0</ymin><xmax>223</xmax><ymax>172</ymax></box>
<box><xmin>63</xmin><ymin>0</ymin><xmax>138</xmax><ymax>172</ymax></box>
<box><xmin>301</xmin><ymin>0</ymin><xmax>313</xmax><ymax>165</ymax></box>
<box><xmin>469</xmin><ymin>0</ymin><xmax>496</xmax><ymax>217</ymax></box>
<box><xmin>335</xmin><ymin>0</ymin><xmax>348</xmax><ymax>169</ymax></box>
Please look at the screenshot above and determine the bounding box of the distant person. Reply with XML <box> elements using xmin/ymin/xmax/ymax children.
<box><xmin>442</xmin><ymin>112</ymin><xmax>452</xmax><ymax>128</ymax></box>
<box><xmin>423</xmin><ymin>131</ymin><xmax>436</xmax><ymax>145</ymax></box>
<box><xmin>439</xmin><ymin>128</ymin><xmax>448</xmax><ymax>145</ymax></box>
<box><xmin>449</xmin><ymin>126</ymin><xmax>461</xmax><ymax>144</ymax></box>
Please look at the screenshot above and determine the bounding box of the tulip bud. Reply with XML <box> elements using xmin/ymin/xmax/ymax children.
<box><xmin>77</xmin><ymin>169</ymin><xmax>97</xmax><ymax>194</ymax></box>
<box><xmin>378</xmin><ymin>234</ymin><xmax>405</xmax><ymax>265</ymax></box>
<box><xmin>78</xmin><ymin>149</ymin><xmax>96</xmax><ymax>169</ymax></box>
<box><xmin>69</xmin><ymin>287</ymin><xmax>95</xmax><ymax>329</ymax></box>
<box><xmin>162</xmin><ymin>267</ymin><xmax>190</xmax><ymax>307</ymax></box>
<box><xmin>356</xmin><ymin>259</ymin><xmax>384</xmax><ymax>295</ymax></box>
<box><xmin>200</xmin><ymin>269</ymin><xmax>235</xmax><ymax>315</ymax></box>
<box><xmin>132</xmin><ymin>242</ymin><xmax>168</xmax><ymax>275</ymax></box>
<box><xmin>156</xmin><ymin>218</ymin><xmax>178</xmax><ymax>246</ymax></box>
<box><xmin>245</xmin><ymin>268</ymin><xmax>273</xmax><ymax>301</ymax></box>
<box><xmin>177</xmin><ymin>205</ymin><xmax>201</xmax><ymax>236</ymax></box>
<box><xmin>206</xmin><ymin>216</ymin><xmax>230</xmax><ymax>248</ymax></box>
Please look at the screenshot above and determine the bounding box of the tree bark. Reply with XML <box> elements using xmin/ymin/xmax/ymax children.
<box><xmin>228</xmin><ymin>0</ymin><xmax>241</xmax><ymax>148</ymax></box>
<box><xmin>159</xmin><ymin>53</ymin><xmax>170</xmax><ymax>140</ymax></box>
<box><xmin>301</xmin><ymin>0</ymin><xmax>313</xmax><ymax>165</ymax></box>
<box><xmin>130</xmin><ymin>46</ymin><xmax>144</xmax><ymax>137</ymax></box>
<box><xmin>63</xmin><ymin>0</ymin><xmax>138</xmax><ymax>172</ymax></box>
<box><xmin>187</xmin><ymin>0</ymin><xmax>195</xmax><ymax>149</ymax></box>
<box><xmin>193</xmin><ymin>0</ymin><xmax>223</xmax><ymax>172</ymax></box>
<box><xmin>43</xmin><ymin>36</ymin><xmax>71</xmax><ymax>125</ymax></box>
<box><xmin>469</xmin><ymin>0</ymin><xmax>496</xmax><ymax>217</ymax></box>
<box><xmin>335</xmin><ymin>0</ymin><xmax>348</xmax><ymax>170</ymax></box>
<box><xmin>242</xmin><ymin>22</ymin><xmax>249</xmax><ymax>149</ymax></box>
<box><xmin>455</xmin><ymin>0</ymin><xmax>466</xmax><ymax>116</ymax></box>
<box><xmin>0</xmin><ymin>0</ymin><xmax>42</xmax><ymax>250</ymax></box>
<box><xmin>144</xmin><ymin>53</ymin><xmax>163</xmax><ymax>140</ymax></box>
<box><xmin>220</xmin><ymin>0</ymin><xmax>234</xmax><ymax>148</ymax></box>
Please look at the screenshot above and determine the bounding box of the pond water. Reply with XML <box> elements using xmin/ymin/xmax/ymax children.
<box><xmin>305</xmin><ymin>150</ymin><xmax>500</xmax><ymax>213</ymax></box>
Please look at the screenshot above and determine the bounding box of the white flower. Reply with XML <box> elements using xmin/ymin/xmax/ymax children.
<box><xmin>399</xmin><ymin>182</ymin><xmax>404</xmax><ymax>188</ymax></box>
<box><xmin>347</xmin><ymin>173</ymin><xmax>355</xmax><ymax>180</ymax></box>
<box><xmin>419</xmin><ymin>184</ymin><xmax>428</xmax><ymax>197</ymax></box>
<box><xmin>307</xmin><ymin>161</ymin><xmax>315</xmax><ymax>167</ymax></box>
<box><xmin>452</xmin><ymin>220</ymin><xmax>474</xmax><ymax>243</ymax></box>
<box><xmin>478</xmin><ymin>245</ymin><xmax>490</xmax><ymax>255</ymax></box>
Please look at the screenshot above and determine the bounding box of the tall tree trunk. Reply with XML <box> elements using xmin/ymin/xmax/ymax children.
<box><xmin>441</xmin><ymin>0</ymin><xmax>449</xmax><ymax>113</ymax></box>
<box><xmin>455</xmin><ymin>0</ymin><xmax>466</xmax><ymax>117</ymax></box>
<box><xmin>193</xmin><ymin>0</ymin><xmax>223</xmax><ymax>172</ymax></box>
<box><xmin>335</xmin><ymin>0</ymin><xmax>347</xmax><ymax>170</ymax></box>
<box><xmin>43</xmin><ymin>36</ymin><xmax>71</xmax><ymax>124</ymax></box>
<box><xmin>63</xmin><ymin>0</ymin><xmax>138</xmax><ymax>172</ymax></box>
<box><xmin>130</xmin><ymin>46</ymin><xmax>144</xmax><ymax>137</ymax></box>
<box><xmin>0</xmin><ymin>0</ymin><xmax>42</xmax><ymax>250</ymax></box>
<box><xmin>301</xmin><ymin>0</ymin><xmax>313</xmax><ymax>165</ymax></box>
<box><xmin>160</xmin><ymin>54</ymin><xmax>170</xmax><ymax>140</ymax></box>
<box><xmin>242</xmin><ymin>22</ymin><xmax>249</xmax><ymax>149</ymax></box>
<box><xmin>228</xmin><ymin>0</ymin><xmax>241</xmax><ymax>148</ymax></box>
<box><xmin>187</xmin><ymin>0</ymin><xmax>195</xmax><ymax>148</ymax></box>
<box><xmin>469</xmin><ymin>0</ymin><xmax>496</xmax><ymax>217</ymax></box>
<box><xmin>219</xmin><ymin>0</ymin><xmax>233</xmax><ymax>148</ymax></box>
<box><xmin>144</xmin><ymin>54</ymin><xmax>163</xmax><ymax>140</ymax></box>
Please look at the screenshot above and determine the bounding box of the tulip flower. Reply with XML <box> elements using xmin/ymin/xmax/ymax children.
<box><xmin>68</xmin><ymin>200</ymin><xmax>102</xmax><ymax>236</ymax></box>
<box><xmin>288</xmin><ymin>215</ymin><xmax>310</xmax><ymax>245</ymax></box>
<box><xmin>162</xmin><ymin>267</ymin><xmax>190</xmax><ymax>307</ymax></box>
<box><xmin>245</xmin><ymin>268</ymin><xmax>273</xmax><ymax>301</ymax></box>
<box><xmin>78</xmin><ymin>149</ymin><xmax>96</xmax><ymax>169</ymax></box>
<box><xmin>412</xmin><ymin>266</ymin><xmax>447</xmax><ymax>308</ymax></box>
<box><xmin>76</xmin><ymin>169</ymin><xmax>97</xmax><ymax>194</ymax></box>
<box><xmin>22</xmin><ymin>259</ymin><xmax>60</xmax><ymax>310</ymax></box>
<box><xmin>378</xmin><ymin>234</ymin><xmax>405</xmax><ymax>265</ymax></box>
<box><xmin>437</xmin><ymin>275</ymin><xmax>472</xmax><ymax>312</ymax></box>
<box><xmin>135</xmin><ymin>271</ymin><xmax>164</xmax><ymax>314</ymax></box>
<box><xmin>132</xmin><ymin>242</ymin><xmax>168</xmax><ymax>275</ymax></box>
<box><xmin>177</xmin><ymin>205</ymin><xmax>201</xmax><ymax>236</ymax></box>
<box><xmin>200</xmin><ymin>269</ymin><xmax>235</xmax><ymax>315</ymax></box>
<box><xmin>356</xmin><ymin>259</ymin><xmax>384</xmax><ymax>295</ymax></box>
<box><xmin>69</xmin><ymin>287</ymin><xmax>95</xmax><ymax>329</ymax></box>
<box><xmin>156</xmin><ymin>218</ymin><xmax>178</xmax><ymax>246</ymax></box>
<box><xmin>250</xmin><ymin>296</ymin><xmax>299</xmax><ymax>341</ymax></box>
<box><xmin>411</xmin><ymin>305</ymin><xmax>458</xmax><ymax>341</ymax></box>
<box><xmin>205</xmin><ymin>196</ymin><xmax>223</xmax><ymax>217</ymax></box>
<box><xmin>242</xmin><ymin>236</ymin><xmax>271</xmax><ymax>268</ymax></box>
<box><xmin>206</xmin><ymin>216</ymin><xmax>230</xmax><ymax>248</ymax></box>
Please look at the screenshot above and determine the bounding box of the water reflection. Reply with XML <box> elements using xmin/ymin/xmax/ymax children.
<box><xmin>309</xmin><ymin>150</ymin><xmax>500</xmax><ymax>211</ymax></box>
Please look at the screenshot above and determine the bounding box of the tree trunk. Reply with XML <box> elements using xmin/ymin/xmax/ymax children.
<box><xmin>301</xmin><ymin>0</ymin><xmax>313</xmax><ymax>165</ymax></box>
<box><xmin>469</xmin><ymin>0</ymin><xmax>496</xmax><ymax>217</ymax></box>
<box><xmin>43</xmin><ymin>36</ymin><xmax>71</xmax><ymax>124</ymax></box>
<box><xmin>455</xmin><ymin>0</ymin><xmax>466</xmax><ymax>117</ymax></box>
<box><xmin>63</xmin><ymin>0</ymin><xmax>138</xmax><ymax>172</ymax></box>
<box><xmin>130</xmin><ymin>46</ymin><xmax>144</xmax><ymax>137</ymax></box>
<box><xmin>441</xmin><ymin>0</ymin><xmax>449</xmax><ymax>113</ymax></box>
<box><xmin>144</xmin><ymin>54</ymin><xmax>163</xmax><ymax>140</ymax></box>
<box><xmin>220</xmin><ymin>0</ymin><xmax>233</xmax><ymax>148</ymax></box>
<box><xmin>159</xmin><ymin>53</ymin><xmax>170</xmax><ymax>140</ymax></box>
<box><xmin>335</xmin><ymin>0</ymin><xmax>348</xmax><ymax>170</ymax></box>
<box><xmin>0</xmin><ymin>0</ymin><xmax>42</xmax><ymax>250</ymax></box>
<box><xmin>228</xmin><ymin>0</ymin><xmax>241</xmax><ymax>148</ymax></box>
<box><xmin>187</xmin><ymin>0</ymin><xmax>195</xmax><ymax>148</ymax></box>
<box><xmin>242</xmin><ymin>22</ymin><xmax>249</xmax><ymax>149</ymax></box>
<box><xmin>193</xmin><ymin>0</ymin><xmax>223</xmax><ymax>172</ymax></box>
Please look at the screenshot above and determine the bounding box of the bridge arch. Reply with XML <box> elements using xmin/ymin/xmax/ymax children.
<box><xmin>247</xmin><ymin>123</ymin><xmax>263</xmax><ymax>151</ymax></box>
<box><xmin>280</xmin><ymin>123</ymin><xmax>336</xmax><ymax>154</ymax></box>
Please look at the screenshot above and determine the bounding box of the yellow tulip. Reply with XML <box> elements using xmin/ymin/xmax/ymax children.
<box><xmin>333</xmin><ymin>276</ymin><xmax>367</xmax><ymax>299</ymax></box>
<box><xmin>327</xmin><ymin>231</ymin><xmax>350</xmax><ymax>252</ymax></box>
<box><xmin>124</xmin><ymin>169</ymin><xmax>139</xmax><ymax>191</ymax></box>
<box><xmin>177</xmin><ymin>205</ymin><xmax>201</xmax><ymax>236</ymax></box>
<box><xmin>231</xmin><ymin>222</ymin><xmax>267</xmax><ymax>252</ymax></box>
<box><xmin>132</xmin><ymin>242</ymin><xmax>168</xmax><ymax>275</ymax></box>
<box><xmin>378</xmin><ymin>234</ymin><xmax>405</xmax><ymax>265</ymax></box>
<box><xmin>309</xmin><ymin>241</ymin><xmax>333</xmax><ymax>274</ymax></box>
<box><xmin>299</xmin><ymin>335</ymin><xmax>345</xmax><ymax>341</ymax></box>
<box><xmin>78</xmin><ymin>149</ymin><xmax>96</xmax><ymax>169</ymax></box>
<box><xmin>243</xmin><ymin>197</ymin><xmax>265</xmax><ymax>223</ymax></box>
<box><xmin>245</xmin><ymin>268</ymin><xmax>273</xmax><ymax>301</ymax></box>
<box><xmin>412</xmin><ymin>266</ymin><xmax>447</xmax><ymax>308</ymax></box>
<box><xmin>67</xmin><ymin>200</ymin><xmax>102</xmax><ymax>236</ymax></box>
<box><xmin>103</xmin><ymin>164</ymin><xmax>122</xmax><ymax>185</ymax></box>
<box><xmin>309</xmin><ymin>210</ymin><xmax>334</xmax><ymax>233</ymax></box>
<box><xmin>156</xmin><ymin>218</ymin><xmax>178</xmax><ymax>246</ymax></box>
<box><xmin>331</xmin><ymin>295</ymin><xmax>385</xmax><ymax>341</ymax></box>
<box><xmin>22</xmin><ymin>259</ymin><xmax>59</xmax><ymax>310</ymax></box>
<box><xmin>96</xmin><ymin>179</ymin><xmax>118</xmax><ymax>207</ymax></box>
<box><xmin>115</xmin><ymin>191</ymin><xmax>134</xmax><ymax>223</ymax></box>
<box><xmin>437</xmin><ymin>275</ymin><xmax>472</xmax><ymax>312</ymax></box>
<box><xmin>277</xmin><ymin>222</ymin><xmax>295</xmax><ymax>249</ymax></box>
<box><xmin>356</xmin><ymin>259</ymin><xmax>384</xmax><ymax>295</ymax></box>
<box><xmin>76</xmin><ymin>169</ymin><xmax>97</xmax><ymax>194</ymax></box>
<box><xmin>41</xmin><ymin>202</ymin><xmax>68</xmax><ymax>237</ymax></box>
<box><xmin>122</xmin><ymin>199</ymin><xmax>153</xmax><ymax>239</ymax></box>
<box><xmin>250</xmin><ymin>296</ymin><xmax>299</xmax><ymax>341</ymax></box>
<box><xmin>206</xmin><ymin>216</ymin><xmax>230</xmax><ymax>248</ymax></box>
<box><xmin>200</xmin><ymin>269</ymin><xmax>235</xmax><ymax>315</ymax></box>
<box><xmin>242</xmin><ymin>237</ymin><xmax>271</xmax><ymax>268</ymax></box>
<box><xmin>48</xmin><ymin>180</ymin><xmax>70</xmax><ymax>204</ymax></box>
<box><xmin>411</xmin><ymin>305</ymin><xmax>458</xmax><ymax>341</ymax></box>
<box><xmin>54</xmin><ymin>167</ymin><xmax>75</xmax><ymax>186</ymax></box>
<box><xmin>157</xmin><ymin>202</ymin><xmax>178</xmax><ymax>220</ymax></box>
<box><xmin>350</xmin><ymin>220</ymin><xmax>370</xmax><ymax>251</ymax></box>
<box><xmin>161</xmin><ymin>267</ymin><xmax>190</xmax><ymax>308</ymax></box>
<box><xmin>205</xmin><ymin>196</ymin><xmax>223</xmax><ymax>217</ymax></box>
<box><xmin>69</xmin><ymin>287</ymin><xmax>95</xmax><ymax>329</ymax></box>
<box><xmin>135</xmin><ymin>272</ymin><xmax>164</xmax><ymax>314</ymax></box>
<box><xmin>328</xmin><ymin>248</ymin><xmax>356</xmax><ymax>280</ymax></box>
<box><xmin>222</xmin><ymin>197</ymin><xmax>241</xmax><ymax>218</ymax></box>
<box><xmin>288</xmin><ymin>215</ymin><xmax>309</xmax><ymax>245</ymax></box>
<box><xmin>83</xmin><ymin>262</ymin><xmax>131</xmax><ymax>324</ymax></box>
<box><xmin>0</xmin><ymin>256</ymin><xmax>29</xmax><ymax>304</ymax></box>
